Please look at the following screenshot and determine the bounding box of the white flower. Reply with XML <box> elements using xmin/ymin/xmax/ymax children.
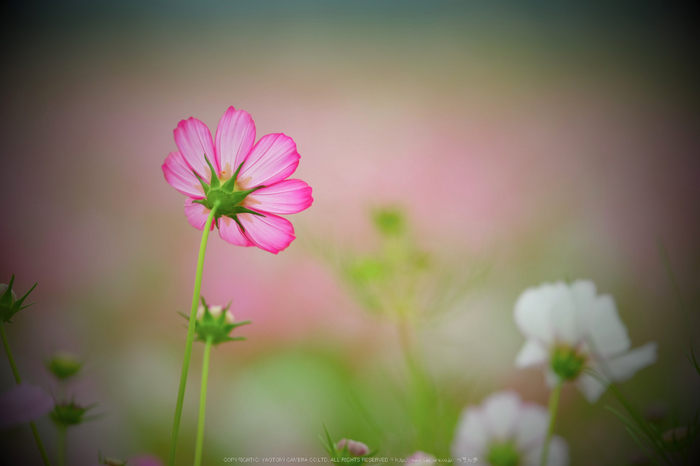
<box><xmin>451</xmin><ymin>391</ymin><xmax>569</xmax><ymax>466</ymax></box>
<box><xmin>196</xmin><ymin>304</ymin><xmax>234</xmax><ymax>324</ymax></box>
<box><xmin>514</xmin><ymin>280</ymin><xmax>657</xmax><ymax>403</ymax></box>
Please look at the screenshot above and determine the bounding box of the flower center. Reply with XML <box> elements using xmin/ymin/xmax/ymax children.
<box><xmin>551</xmin><ymin>343</ymin><xmax>587</xmax><ymax>380</ymax></box>
<box><xmin>191</xmin><ymin>157</ymin><xmax>266</xmax><ymax>232</ymax></box>
<box><xmin>486</xmin><ymin>442</ymin><xmax>520</xmax><ymax>466</ymax></box>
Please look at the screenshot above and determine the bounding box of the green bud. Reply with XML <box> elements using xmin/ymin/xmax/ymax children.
<box><xmin>51</xmin><ymin>401</ymin><xmax>92</xmax><ymax>427</ymax></box>
<box><xmin>46</xmin><ymin>352</ymin><xmax>83</xmax><ymax>380</ymax></box>
<box><xmin>348</xmin><ymin>257</ymin><xmax>385</xmax><ymax>283</ymax></box>
<box><xmin>189</xmin><ymin>298</ymin><xmax>250</xmax><ymax>345</ymax></box>
<box><xmin>487</xmin><ymin>442</ymin><xmax>520</xmax><ymax>466</ymax></box>
<box><xmin>372</xmin><ymin>207</ymin><xmax>406</xmax><ymax>237</ymax></box>
<box><xmin>551</xmin><ymin>344</ymin><xmax>587</xmax><ymax>380</ymax></box>
<box><xmin>0</xmin><ymin>275</ymin><xmax>37</xmax><ymax>323</ymax></box>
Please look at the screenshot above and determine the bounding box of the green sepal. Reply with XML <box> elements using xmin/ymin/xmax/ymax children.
<box><xmin>193</xmin><ymin>171</ymin><xmax>210</xmax><ymax>196</ymax></box>
<box><xmin>230</xmin><ymin>205</ymin><xmax>266</xmax><ymax>216</ymax></box>
<box><xmin>220</xmin><ymin>161</ymin><xmax>245</xmax><ymax>193</ymax></box>
<box><xmin>50</xmin><ymin>400</ymin><xmax>96</xmax><ymax>427</ymax></box>
<box><xmin>233</xmin><ymin>215</ymin><xmax>247</xmax><ymax>233</ymax></box>
<box><xmin>193</xmin><ymin>301</ymin><xmax>250</xmax><ymax>346</ymax></box>
<box><xmin>203</xmin><ymin>154</ymin><xmax>220</xmax><ymax>189</ymax></box>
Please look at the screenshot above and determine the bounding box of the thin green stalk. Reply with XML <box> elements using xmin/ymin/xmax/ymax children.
<box><xmin>541</xmin><ymin>379</ymin><xmax>564</xmax><ymax>466</ymax></box>
<box><xmin>1</xmin><ymin>323</ymin><xmax>52</xmax><ymax>466</ymax></box>
<box><xmin>57</xmin><ymin>425</ymin><xmax>66</xmax><ymax>466</ymax></box>
<box><xmin>194</xmin><ymin>336</ymin><xmax>214</xmax><ymax>466</ymax></box>
<box><xmin>1</xmin><ymin>324</ymin><xmax>22</xmax><ymax>382</ymax></box>
<box><xmin>398</xmin><ymin>319</ymin><xmax>438</xmax><ymax>454</ymax></box>
<box><xmin>168</xmin><ymin>202</ymin><xmax>220</xmax><ymax>466</ymax></box>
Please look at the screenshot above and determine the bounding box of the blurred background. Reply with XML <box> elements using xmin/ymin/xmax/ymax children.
<box><xmin>1</xmin><ymin>1</ymin><xmax>699</xmax><ymax>465</ymax></box>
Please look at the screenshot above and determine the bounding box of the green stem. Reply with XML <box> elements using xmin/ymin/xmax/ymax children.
<box><xmin>540</xmin><ymin>379</ymin><xmax>564</xmax><ymax>466</ymax></box>
<box><xmin>57</xmin><ymin>425</ymin><xmax>66</xmax><ymax>466</ymax></box>
<box><xmin>168</xmin><ymin>202</ymin><xmax>220</xmax><ymax>466</ymax></box>
<box><xmin>1</xmin><ymin>323</ymin><xmax>52</xmax><ymax>466</ymax></box>
<box><xmin>1</xmin><ymin>323</ymin><xmax>22</xmax><ymax>383</ymax></box>
<box><xmin>194</xmin><ymin>336</ymin><xmax>214</xmax><ymax>466</ymax></box>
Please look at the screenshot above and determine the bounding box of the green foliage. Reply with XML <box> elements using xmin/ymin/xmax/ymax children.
<box><xmin>601</xmin><ymin>376</ymin><xmax>700</xmax><ymax>466</ymax></box>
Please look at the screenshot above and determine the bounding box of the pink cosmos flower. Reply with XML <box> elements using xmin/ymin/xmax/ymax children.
<box><xmin>162</xmin><ymin>106</ymin><xmax>313</xmax><ymax>254</ymax></box>
<box><xmin>0</xmin><ymin>383</ymin><xmax>54</xmax><ymax>430</ymax></box>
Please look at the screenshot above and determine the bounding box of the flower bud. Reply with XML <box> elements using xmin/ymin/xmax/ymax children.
<box><xmin>50</xmin><ymin>401</ymin><xmax>92</xmax><ymax>427</ymax></box>
<box><xmin>197</xmin><ymin>304</ymin><xmax>234</xmax><ymax>324</ymax></box>
<box><xmin>662</xmin><ymin>426</ymin><xmax>692</xmax><ymax>451</ymax></box>
<box><xmin>192</xmin><ymin>298</ymin><xmax>249</xmax><ymax>345</ymax></box>
<box><xmin>47</xmin><ymin>352</ymin><xmax>83</xmax><ymax>380</ymax></box>
<box><xmin>663</xmin><ymin>426</ymin><xmax>688</xmax><ymax>443</ymax></box>
<box><xmin>372</xmin><ymin>207</ymin><xmax>406</xmax><ymax>237</ymax></box>
<box><xmin>0</xmin><ymin>276</ymin><xmax>37</xmax><ymax>323</ymax></box>
<box><xmin>336</xmin><ymin>438</ymin><xmax>370</xmax><ymax>457</ymax></box>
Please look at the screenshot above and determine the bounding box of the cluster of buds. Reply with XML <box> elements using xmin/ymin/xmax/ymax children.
<box><xmin>189</xmin><ymin>298</ymin><xmax>250</xmax><ymax>345</ymax></box>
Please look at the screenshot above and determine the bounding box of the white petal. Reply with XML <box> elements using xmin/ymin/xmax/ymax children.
<box><xmin>604</xmin><ymin>342</ymin><xmax>658</xmax><ymax>382</ymax></box>
<box><xmin>481</xmin><ymin>391</ymin><xmax>521</xmax><ymax>440</ymax></box>
<box><xmin>548</xmin><ymin>282</ymin><xmax>583</xmax><ymax>344</ymax></box>
<box><xmin>514</xmin><ymin>284</ymin><xmax>557</xmax><ymax>344</ymax></box>
<box><xmin>516</xmin><ymin>340</ymin><xmax>549</xmax><ymax>368</ymax></box>
<box><xmin>514</xmin><ymin>404</ymin><xmax>549</xmax><ymax>450</ymax></box>
<box><xmin>586</xmin><ymin>294</ymin><xmax>631</xmax><ymax>358</ymax></box>
<box><xmin>575</xmin><ymin>369</ymin><xmax>608</xmax><ymax>404</ymax></box>
<box><xmin>451</xmin><ymin>408</ymin><xmax>488</xmax><ymax>458</ymax></box>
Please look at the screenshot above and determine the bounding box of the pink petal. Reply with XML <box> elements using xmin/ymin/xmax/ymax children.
<box><xmin>237</xmin><ymin>133</ymin><xmax>299</xmax><ymax>188</ymax></box>
<box><xmin>162</xmin><ymin>151</ymin><xmax>205</xmax><ymax>199</ymax></box>
<box><xmin>245</xmin><ymin>179</ymin><xmax>313</xmax><ymax>215</ymax></box>
<box><xmin>218</xmin><ymin>216</ymin><xmax>254</xmax><ymax>247</ymax></box>
<box><xmin>215</xmin><ymin>106</ymin><xmax>256</xmax><ymax>180</ymax></box>
<box><xmin>174</xmin><ymin>117</ymin><xmax>217</xmax><ymax>180</ymax></box>
<box><xmin>0</xmin><ymin>383</ymin><xmax>54</xmax><ymax>430</ymax></box>
<box><xmin>238</xmin><ymin>212</ymin><xmax>295</xmax><ymax>254</ymax></box>
<box><xmin>184</xmin><ymin>198</ymin><xmax>214</xmax><ymax>231</ymax></box>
